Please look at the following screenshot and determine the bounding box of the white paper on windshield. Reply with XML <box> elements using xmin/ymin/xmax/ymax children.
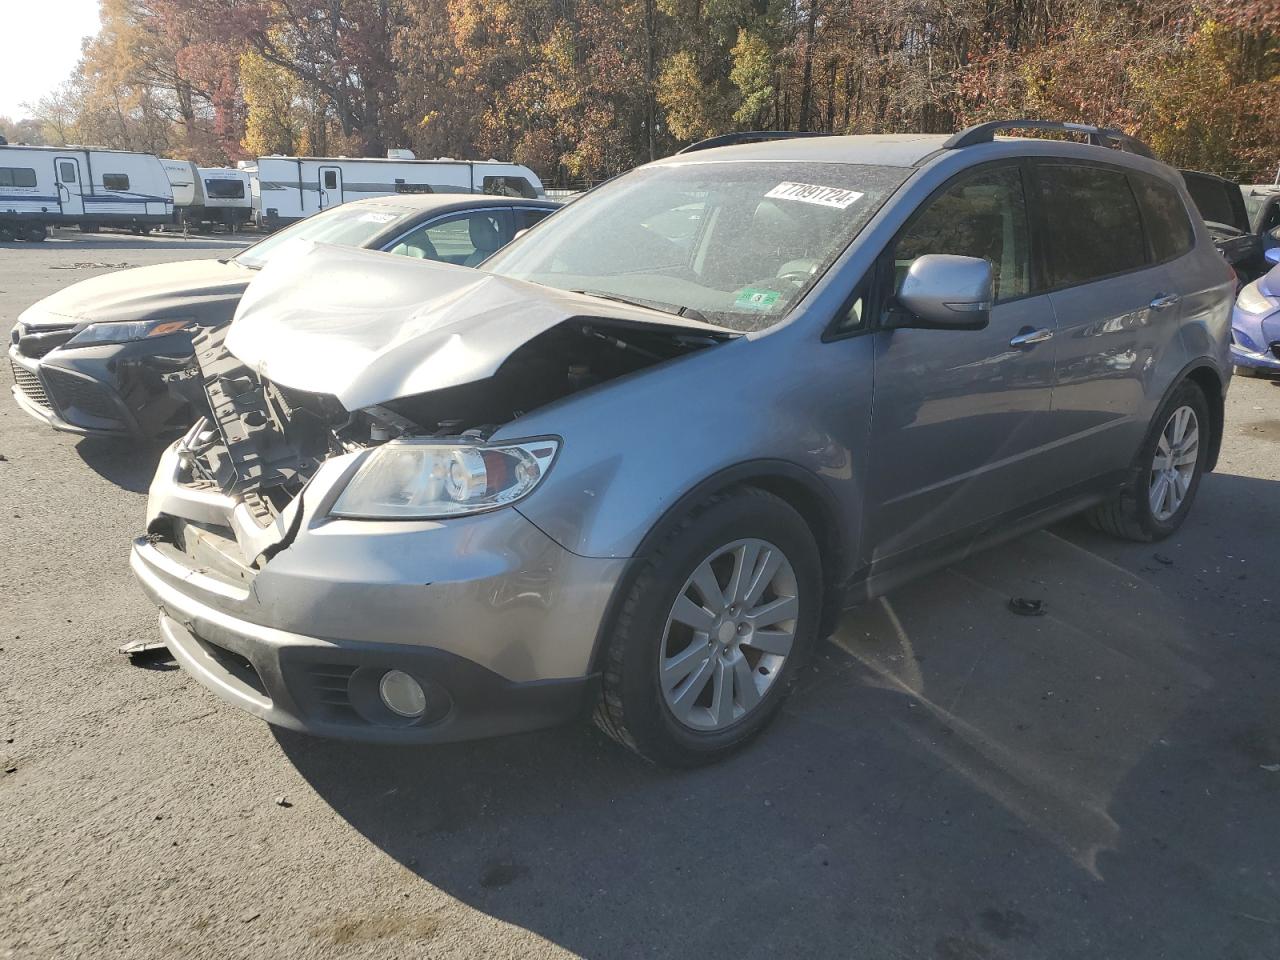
<box><xmin>358</xmin><ymin>212</ymin><xmax>399</xmax><ymax>223</ymax></box>
<box><xmin>765</xmin><ymin>182</ymin><xmax>864</xmax><ymax>209</ymax></box>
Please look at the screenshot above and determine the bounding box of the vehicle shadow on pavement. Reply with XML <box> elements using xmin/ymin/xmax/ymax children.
<box><xmin>74</xmin><ymin>437</ymin><xmax>168</xmax><ymax>493</ymax></box>
<box><xmin>275</xmin><ymin>472</ymin><xmax>1280</xmax><ymax>959</ymax></box>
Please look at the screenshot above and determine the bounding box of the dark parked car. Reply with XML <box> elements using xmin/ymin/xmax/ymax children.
<box><xmin>8</xmin><ymin>194</ymin><xmax>558</xmax><ymax>440</ymax></box>
<box><xmin>1181</xmin><ymin>169</ymin><xmax>1269</xmax><ymax>285</ymax></box>
<box><xmin>130</xmin><ymin>121</ymin><xmax>1234</xmax><ymax>765</ymax></box>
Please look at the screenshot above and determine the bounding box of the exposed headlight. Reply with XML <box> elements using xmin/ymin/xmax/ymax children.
<box><xmin>330</xmin><ymin>439</ymin><xmax>559</xmax><ymax>519</ymax></box>
<box><xmin>1236</xmin><ymin>280</ymin><xmax>1279</xmax><ymax>316</ymax></box>
<box><xmin>66</xmin><ymin>318</ymin><xmax>191</xmax><ymax>348</ymax></box>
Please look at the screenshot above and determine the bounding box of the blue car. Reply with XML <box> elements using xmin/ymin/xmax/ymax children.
<box><xmin>1232</xmin><ymin>255</ymin><xmax>1280</xmax><ymax>376</ymax></box>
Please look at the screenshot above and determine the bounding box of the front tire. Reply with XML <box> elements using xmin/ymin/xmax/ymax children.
<box><xmin>593</xmin><ymin>487</ymin><xmax>822</xmax><ymax>766</ymax></box>
<box><xmin>1088</xmin><ymin>380</ymin><xmax>1210</xmax><ymax>541</ymax></box>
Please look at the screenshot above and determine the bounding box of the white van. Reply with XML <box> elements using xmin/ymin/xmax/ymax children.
<box><xmin>250</xmin><ymin>152</ymin><xmax>543</xmax><ymax>228</ymax></box>
<box><xmin>0</xmin><ymin>144</ymin><xmax>173</xmax><ymax>240</ymax></box>
<box><xmin>194</xmin><ymin>167</ymin><xmax>253</xmax><ymax>231</ymax></box>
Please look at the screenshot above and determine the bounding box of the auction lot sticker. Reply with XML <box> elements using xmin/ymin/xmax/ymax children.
<box><xmin>765</xmin><ymin>182</ymin><xmax>864</xmax><ymax>209</ymax></box>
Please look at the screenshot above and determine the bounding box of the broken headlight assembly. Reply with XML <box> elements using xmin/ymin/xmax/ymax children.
<box><xmin>329</xmin><ymin>439</ymin><xmax>560</xmax><ymax>519</ymax></box>
<box><xmin>66</xmin><ymin>318</ymin><xmax>191</xmax><ymax>347</ymax></box>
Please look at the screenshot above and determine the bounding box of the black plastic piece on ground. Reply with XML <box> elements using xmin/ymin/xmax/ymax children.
<box><xmin>1007</xmin><ymin>597</ymin><xmax>1046</xmax><ymax>617</ymax></box>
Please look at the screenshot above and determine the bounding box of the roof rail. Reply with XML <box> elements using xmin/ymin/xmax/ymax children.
<box><xmin>943</xmin><ymin>120</ymin><xmax>1156</xmax><ymax>160</ymax></box>
<box><xmin>676</xmin><ymin>131</ymin><xmax>832</xmax><ymax>155</ymax></box>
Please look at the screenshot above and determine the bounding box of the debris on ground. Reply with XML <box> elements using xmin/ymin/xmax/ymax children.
<box><xmin>5</xmin><ymin>766</ymin><xmax>16</xmax><ymax>774</ymax></box>
<box><xmin>274</xmin><ymin>796</ymin><xmax>292</xmax><ymax>808</ymax></box>
<box><xmin>1154</xmin><ymin>553</ymin><xmax>1174</xmax><ymax>565</ymax></box>
<box><xmin>1008</xmin><ymin>598</ymin><xmax>1046</xmax><ymax>617</ymax></box>
<box><xmin>118</xmin><ymin>639</ymin><xmax>170</xmax><ymax>663</ymax></box>
<box><xmin>240</xmin><ymin>912</ymin><xmax>261</xmax><ymax>924</ymax></box>
<box><xmin>0</xmin><ymin>453</ymin><xmax>8</xmax><ymax>461</ymax></box>
<box><xmin>1261</xmin><ymin>764</ymin><xmax>1280</xmax><ymax>773</ymax></box>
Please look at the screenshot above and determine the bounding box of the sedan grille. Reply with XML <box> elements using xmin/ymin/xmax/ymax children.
<box><xmin>43</xmin><ymin>368</ymin><xmax>122</xmax><ymax>422</ymax></box>
<box><xmin>10</xmin><ymin>362</ymin><xmax>52</xmax><ymax>411</ymax></box>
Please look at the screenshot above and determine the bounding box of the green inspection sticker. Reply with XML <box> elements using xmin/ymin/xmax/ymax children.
<box><xmin>734</xmin><ymin>288</ymin><xmax>782</xmax><ymax>310</ymax></box>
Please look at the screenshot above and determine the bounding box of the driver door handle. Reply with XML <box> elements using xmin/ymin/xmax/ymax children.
<box><xmin>1010</xmin><ymin>327</ymin><xmax>1053</xmax><ymax>348</ymax></box>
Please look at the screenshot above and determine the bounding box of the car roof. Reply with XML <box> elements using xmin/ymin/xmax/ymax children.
<box><xmin>655</xmin><ymin>134</ymin><xmax>951</xmax><ymax>168</ymax></box>
<box><xmin>343</xmin><ymin>194</ymin><xmax>558</xmax><ymax>215</ymax></box>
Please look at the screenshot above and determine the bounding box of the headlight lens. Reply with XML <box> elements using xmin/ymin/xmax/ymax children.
<box><xmin>1236</xmin><ymin>280</ymin><xmax>1278</xmax><ymax>316</ymax></box>
<box><xmin>330</xmin><ymin>439</ymin><xmax>559</xmax><ymax>519</ymax></box>
<box><xmin>66</xmin><ymin>318</ymin><xmax>190</xmax><ymax>347</ymax></box>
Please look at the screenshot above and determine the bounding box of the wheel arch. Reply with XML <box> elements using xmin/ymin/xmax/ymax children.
<box><xmin>1176</xmin><ymin>361</ymin><xmax>1226</xmax><ymax>471</ymax></box>
<box><xmin>585</xmin><ymin>459</ymin><xmax>849</xmax><ymax>674</ymax></box>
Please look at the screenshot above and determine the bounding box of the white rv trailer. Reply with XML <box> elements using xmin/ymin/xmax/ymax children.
<box><xmin>0</xmin><ymin>144</ymin><xmax>173</xmax><ymax>240</ymax></box>
<box><xmin>194</xmin><ymin>166</ymin><xmax>253</xmax><ymax>230</ymax></box>
<box><xmin>159</xmin><ymin>158</ymin><xmax>205</xmax><ymax>227</ymax></box>
<box><xmin>250</xmin><ymin>152</ymin><xmax>544</xmax><ymax>228</ymax></box>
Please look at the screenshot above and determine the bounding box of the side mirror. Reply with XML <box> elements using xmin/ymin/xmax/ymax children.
<box><xmin>895</xmin><ymin>254</ymin><xmax>993</xmax><ymax>330</ymax></box>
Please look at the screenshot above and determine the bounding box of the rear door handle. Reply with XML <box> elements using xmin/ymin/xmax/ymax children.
<box><xmin>1010</xmin><ymin>327</ymin><xmax>1053</xmax><ymax>348</ymax></box>
<box><xmin>1149</xmin><ymin>294</ymin><xmax>1180</xmax><ymax>311</ymax></box>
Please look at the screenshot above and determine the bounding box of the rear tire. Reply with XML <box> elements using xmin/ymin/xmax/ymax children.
<box><xmin>22</xmin><ymin>223</ymin><xmax>47</xmax><ymax>242</ymax></box>
<box><xmin>593</xmin><ymin>487</ymin><xmax>822</xmax><ymax>766</ymax></box>
<box><xmin>0</xmin><ymin>221</ymin><xmax>16</xmax><ymax>242</ymax></box>
<box><xmin>1087</xmin><ymin>380</ymin><xmax>1210</xmax><ymax>541</ymax></box>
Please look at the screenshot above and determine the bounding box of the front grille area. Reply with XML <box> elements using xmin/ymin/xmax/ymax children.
<box><xmin>43</xmin><ymin>368</ymin><xmax>121</xmax><ymax>422</ymax></box>
<box><xmin>307</xmin><ymin>663</ymin><xmax>359</xmax><ymax>714</ymax></box>
<box><xmin>10</xmin><ymin>362</ymin><xmax>52</xmax><ymax>411</ymax></box>
<box><xmin>202</xmin><ymin>638</ymin><xmax>268</xmax><ymax>698</ymax></box>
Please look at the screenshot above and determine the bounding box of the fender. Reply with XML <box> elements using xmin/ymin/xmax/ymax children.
<box><xmin>585</xmin><ymin>458</ymin><xmax>849</xmax><ymax>673</ymax></box>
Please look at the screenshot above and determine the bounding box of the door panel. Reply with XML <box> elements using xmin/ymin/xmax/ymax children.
<box><xmin>318</xmin><ymin>166</ymin><xmax>343</xmax><ymax>209</ymax></box>
<box><xmin>55</xmin><ymin>156</ymin><xmax>83</xmax><ymax>216</ymax></box>
<box><xmin>1030</xmin><ymin>160</ymin><xmax>1180</xmax><ymax>487</ymax></box>
<box><xmin>865</xmin><ymin>161</ymin><xmax>1056</xmax><ymax>565</ymax></box>
<box><xmin>867</xmin><ymin>296</ymin><xmax>1057</xmax><ymax>563</ymax></box>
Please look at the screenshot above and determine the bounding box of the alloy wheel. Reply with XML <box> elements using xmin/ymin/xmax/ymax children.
<box><xmin>1149</xmin><ymin>404</ymin><xmax>1199</xmax><ymax>522</ymax></box>
<box><xmin>658</xmin><ymin>538</ymin><xmax>799</xmax><ymax>732</ymax></box>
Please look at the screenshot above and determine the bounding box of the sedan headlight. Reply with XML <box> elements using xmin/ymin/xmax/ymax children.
<box><xmin>66</xmin><ymin>318</ymin><xmax>191</xmax><ymax>347</ymax></box>
<box><xmin>330</xmin><ymin>439</ymin><xmax>559</xmax><ymax>519</ymax></box>
<box><xmin>1236</xmin><ymin>280</ymin><xmax>1279</xmax><ymax>316</ymax></box>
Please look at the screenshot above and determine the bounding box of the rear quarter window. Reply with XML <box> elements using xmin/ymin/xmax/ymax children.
<box><xmin>1133</xmin><ymin>174</ymin><xmax>1195</xmax><ymax>262</ymax></box>
<box><xmin>1034</xmin><ymin>163</ymin><xmax>1148</xmax><ymax>288</ymax></box>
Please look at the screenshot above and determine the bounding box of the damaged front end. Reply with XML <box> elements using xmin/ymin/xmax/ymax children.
<box><xmin>147</xmin><ymin>246</ymin><xmax>734</xmax><ymax>571</ymax></box>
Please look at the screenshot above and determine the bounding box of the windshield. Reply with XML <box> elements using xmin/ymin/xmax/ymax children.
<box><xmin>483</xmin><ymin>161</ymin><xmax>905</xmax><ymax>331</ymax></box>
<box><xmin>234</xmin><ymin>203</ymin><xmax>417</xmax><ymax>269</ymax></box>
<box><xmin>205</xmin><ymin>178</ymin><xmax>245</xmax><ymax>199</ymax></box>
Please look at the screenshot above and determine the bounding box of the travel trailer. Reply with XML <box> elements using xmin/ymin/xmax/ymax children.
<box><xmin>194</xmin><ymin>167</ymin><xmax>253</xmax><ymax>230</ymax></box>
<box><xmin>246</xmin><ymin>152</ymin><xmax>544</xmax><ymax>228</ymax></box>
<box><xmin>159</xmin><ymin>158</ymin><xmax>205</xmax><ymax>227</ymax></box>
<box><xmin>0</xmin><ymin>144</ymin><xmax>173</xmax><ymax>240</ymax></box>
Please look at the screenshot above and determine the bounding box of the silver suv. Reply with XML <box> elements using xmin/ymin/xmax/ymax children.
<box><xmin>131</xmin><ymin>121</ymin><xmax>1234</xmax><ymax>765</ymax></box>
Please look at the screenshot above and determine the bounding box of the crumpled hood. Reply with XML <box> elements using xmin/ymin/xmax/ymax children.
<box><xmin>226</xmin><ymin>241</ymin><xmax>730</xmax><ymax>411</ymax></box>
<box><xmin>18</xmin><ymin>257</ymin><xmax>252</xmax><ymax>329</ymax></box>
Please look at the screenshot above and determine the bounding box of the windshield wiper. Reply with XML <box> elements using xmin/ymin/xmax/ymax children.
<box><xmin>570</xmin><ymin>289</ymin><xmax>708</xmax><ymax>323</ymax></box>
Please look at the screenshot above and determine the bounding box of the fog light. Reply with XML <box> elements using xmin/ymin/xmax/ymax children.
<box><xmin>378</xmin><ymin>669</ymin><xmax>427</xmax><ymax>718</ymax></box>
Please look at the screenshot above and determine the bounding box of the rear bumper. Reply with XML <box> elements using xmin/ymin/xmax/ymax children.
<box><xmin>132</xmin><ymin>542</ymin><xmax>594</xmax><ymax>742</ymax></box>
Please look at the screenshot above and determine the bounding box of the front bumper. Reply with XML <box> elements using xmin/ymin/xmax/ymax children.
<box><xmin>131</xmin><ymin>434</ymin><xmax>627</xmax><ymax>743</ymax></box>
<box><xmin>8</xmin><ymin>335</ymin><xmax>197</xmax><ymax>440</ymax></box>
<box><xmin>1230</xmin><ymin>341</ymin><xmax>1280</xmax><ymax>373</ymax></box>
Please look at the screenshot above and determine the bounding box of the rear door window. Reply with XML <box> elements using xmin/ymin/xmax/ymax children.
<box><xmin>1132</xmin><ymin>174</ymin><xmax>1195</xmax><ymax>263</ymax></box>
<box><xmin>516</xmin><ymin>207</ymin><xmax>553</xmax><ymax>231</ymax></box>
<box><xmin>1034</xmin><ymin>163</ymin><xmax>1148</xmax><ymax>288</ymax></box>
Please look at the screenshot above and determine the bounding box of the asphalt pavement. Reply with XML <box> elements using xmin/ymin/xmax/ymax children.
<box><xmin>2</xmin><ymin>231</ymin><xmax>1279</xmax><ymax>960</ymax></box>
